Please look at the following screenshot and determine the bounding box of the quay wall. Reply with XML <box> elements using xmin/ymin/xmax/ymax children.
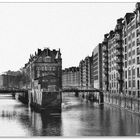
<box><xmin>16</xmin><ymin>91</ymin><xmax>29</xmax><ymax>105</ymax></box>
<box><xmin>78</xmin><ymin>91</ymin><xmax>103</xmax><ymax>103</ymax></box>
<box><xmin>104</xmin><ymin>93</ymin><xmax>140</xmax><ymax>114</ymax></box>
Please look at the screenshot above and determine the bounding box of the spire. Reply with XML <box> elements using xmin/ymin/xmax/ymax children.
<box><xmin>55</xmin><ymin>52</ymin><xmax>59</xmax><ymax>59</ymax></box>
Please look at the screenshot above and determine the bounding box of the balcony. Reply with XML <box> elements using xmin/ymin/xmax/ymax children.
<box><xmin>104</xmin><ymin>76</ymin><xmax>108</xmax><ymax>81</ymax></box>
<box><xmin>103</xmin><ymin>64</ymin><xmax>108</xmax><ymax>69</ymax></box>
<box><xmin>103</xmin><ymin>45</ymin><xmax>107</xmax><ymax>50</ymax></box>
<box><xmin>104</xmin><ymin>68</ymin><xmax>108</xmax><ymax>72</ymax></box>
<box><xmin>103</xmin><ymin>58</ymin><xmax>108</xmax><ymax>63</ymax></box>
<box><xmin>116</xmin><ymin>75</ymin><xmax>123</xmax><ymax>82</ymax></box>
<box><xmin>117</xmin><ymin>78</ymin><xmax>123</xmax><ymax>83</ymax></box>
<box><xmin>116</xmin><ymin>44</ymin><xmax>122</xmax><ymax>50</ymax></box>
<box><xmin>103</xmin><ymin>54</ymin><xmax>108</xmax><ymax>59</ymax></box>
<box><xmin>104</xmin><ymin>80</ymin><xmax>109</xmax><ymax>85</ymax></box>
<box><xmin>116</xmin><ymin>58</ymin><xmax>123</xmax><ymax>64</ymax></box>
<box><xmin>103</xmin><ymin>48</ymin><xmax>108</xmax><ymax>53</ymax></box>
<box><xmin>116</xmin><ymin>51</ymin><xmax>123</xmax><ymax>57</ymax></box>
<box><xmin>116</xmin><ymin>39</ymin><xmax>123</xmax><ymax>44</ymax></box>
<box><xmin>104</xmin><ymin>72</ymin><xmax>108</xmax><ymax>76</ymax></box>
<box><xmin>116</xmin><ymin>65</ymin><xmax>123</xmax><ymax>72</ymax></box>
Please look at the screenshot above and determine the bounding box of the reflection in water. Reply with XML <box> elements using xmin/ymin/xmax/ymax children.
<box><xmin>40</xmin><ymin>113</ymin><xmax>62</xmax><ymax>136</ymax></box>
<box><xmin>29</xmin><ymin>111</ymin><xmax>62</xmax><ymax>136</ymax></box>
<box><xmin>0</xmin><ymin>93</ymin><xmax>139</xmax><ymax>136</ymax></box>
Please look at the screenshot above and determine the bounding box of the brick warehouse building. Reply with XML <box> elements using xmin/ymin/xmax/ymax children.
<box><xmin>102</xmin><ymin>3</ymin><xmax>140</xmax><ymax>113</ymax></box>
<box><xmin>79</xmin><ymin>56</ymin><xmax>93</xmax><ymax>90</ymax></box>
<box><xmin>23</xmin><ymin>48</ymin><xmax>62</xmax><ymax>112</ymax></box>
<box><xmin>92</xmin><ymin>43</ymin><xmax>103</xmax><ymax>90</ymax></box>
<box><xmin>62</xmin><ymin>67</ymin><xmax>80</xmax><ymax>89</ymax></box>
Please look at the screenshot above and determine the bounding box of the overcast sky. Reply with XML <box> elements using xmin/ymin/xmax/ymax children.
<box><xmin>0</xmin><ymin>2</ymin><xmax>136</xmax><ymax>73</ymax></box>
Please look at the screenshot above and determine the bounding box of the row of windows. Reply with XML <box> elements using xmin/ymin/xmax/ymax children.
<box><xmin>36</xmin><ymin>72</ymin><xmax>55</xmax><ymax>78</ymax></box>
<box><xmin>124</xmin><ymin>39</ymin><xmax>140</xmax><ymax>52</ymax></box>
<box><xmin>36</xmin><ymin>66</ymin><xmax>56</xmax><ymax>71</ymax></box>
<box><xmin>109</xmin><ymin>82</ymin><xmax>119</xmax><ymax>88</ymax></box>
<box><xmin>125</xmin><ymin>67</ymin><xmax>140</xmax><ymax>78</ymax></box>
<box><xmin>127</xmin><ymin>32</ymin><xmax>135</xmax><ymax>41</ymax></box>
<box><xmin>109</xmin><ymin>73</ymin><xmax>119</xmax><ymax>80</ymax></box>
<box><xmin>37</xmin><ymin>57</ymin><xmax>52</xmax><ymax>63</ymax></box>
<box><xmin>124</xmin><ymin>57</ymin><xmax>140</xmax><ymax>67</ymax></box>
<box><xmin>125</xmin><ymin>80</ymin><xmax>140</xmax><ymax>89</ymax></box>
<box><xmin>125</xmin><ymin>48</ymin><xmax>140</xmax><ymax>60</ymax></box>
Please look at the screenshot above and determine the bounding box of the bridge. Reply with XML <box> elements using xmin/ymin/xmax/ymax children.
<box><xmin>62</xmin><ymin>87</ymin><xmax>102</xmax><ymax>93</ymax></box>
<box><xmin>0</xmin><ymin>88</ymin><xmax>28</xmax><ymax>94</ymax></box>
<box><xmin>0</xmin><ymin>86</ymin><xmax>102</xmax><ymax>93</ymax></box>
<box><xmin>0</xmin><ymin>86</ymin><xmax>103</xmax><ymax>103</ymax></box>
<box><xmin>62</xmin><ymin>86</ymin><xmax>103</xmax><ymax>103</ymax></box>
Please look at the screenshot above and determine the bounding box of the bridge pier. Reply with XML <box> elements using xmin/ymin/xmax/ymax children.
<box><xmin>99</xmin><ymin>92</ymin><xmax>104</xmax><ymax>104</ymax></box>
<box><xmin>75</xmin><ymin>91</ymin><xmax>79</xmax><ymax>97</ymax></box>
<box><xmin>12</xmin><ymin>93</ymin><xmax>16</xmax><ymax>98</ymax></box>
<box><xmin>17</xmin><ymin>91</ymin><xmax>29</xmax><ymax>105</ymax></box>
<box><xmin>28</xmin><ymin>90</ymin><xmax>32</xmax><ymax>107</ymax></box>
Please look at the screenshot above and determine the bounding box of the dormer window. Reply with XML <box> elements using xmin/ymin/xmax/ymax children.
<box><xmin>44</xmin><ymin>56</ymin><xmax>51</xmax><ymax>62</ymax></box>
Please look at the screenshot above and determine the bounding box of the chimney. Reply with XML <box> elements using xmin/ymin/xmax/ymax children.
<box><xmin>38</xmin><ymin>49</ymin><xmax>41</xmax><ymax>55</ymax></box>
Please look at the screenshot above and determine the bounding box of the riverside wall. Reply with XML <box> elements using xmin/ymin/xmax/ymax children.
<box><xmin>104</xmin><ymin>93</ymin><xmax>140</xmax><ymax>114</ymax></box>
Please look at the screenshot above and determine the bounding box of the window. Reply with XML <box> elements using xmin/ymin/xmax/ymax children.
<box><xmin>137</xmin><ymin>29</ymin><xmax>139</xmax><ymax>37</ymax></box>
<box><xmin>137</xmin><ymin>57</ymin><xmax>140</xmax><ymax>64</ymax></box>
<box><xmin>42</xmin><ymin>66</ymin><xmax>45</xmax><ymax>71</ymax></box>
<box><xmin>133</xmin><ymin>58</ymin><xmax>135</xmax><ymax>64</ymax></box>
<box><xmin>37</xmin><ymin>70</ymin><xmax>40</xmax><ymax>78</ymax></box>
<box><xmin>125</xmin><ymin>81</ymin><xmax>127</xmax><ymax>89</ymax></box>
<box><xmin>132</xmin><ymin>41</ymin><xmax>135</xmax><ymax>47</ymax></box>
<box><xmin>129</xmin><ymin>80</ymin><xmax>131</xmax><ymax>87</ymax></box>
<box><xmin>125</xmin><ymin>61</ymin><xmax>127</xmax><ymax>68</ymax></box>
<box><xmin>128</xmin><ymin>35</ymin><xmax>131</xmax><ymax>41</ymax></box>
<box><xmin>132</xmin><ymin>68</ymin><xmax>135</xmax><ymax>76</ymax></box>
<box><xmin>53</xmin><ymin>67</ymin><xmax>56</xmax><ymax>71</ymax></box>
<box><xmin>125</xmin><ymin>38</ymin><xmax>127</xmax><ymax>44</ymax></box>
<box><xmin>125</xmin><ymin>46</ymin><xmax>127</xmax><ymax>52</ymax></box>
<box><xmin>138</xmin><ymin>80</ymin><xmax>140</xmax><ymax>89</ymax></box>
<box><xmin>45</xmin><ymin>57</ymin><xmax>51</xmax><ymax>62</ymax></box>
<box><xmin>137</xmin><ymin>68</ymin><xmax>140</xmax><ymax>77</ymax></box>
<box><xmin>132</xmin><ymin>80</ymin><xmax>135</xmax><ymax>87</ymax></box>
<box><xmin>137</xmin><ymin>48</ymin><xmax>140</xmax><ymax>55</ymax></box>
<box><xmin>128</xmin><ymin>69</ymin><xmax>131</xmax><ymax>76</ymax></box>
<box><xmin>129</xmin><ymin>51</ymin><xmax>131</xmax><ymax>57</ymax></box>
<box><xmin>132</xmin><ymin>32</ymin><xmax>135</xmax><ymax>38</ymax></box>
<box><xmin>132</xmin><ymin>49</ymin><xmax>135</xmax><ymax>55</ymax></box>
<box><xmin>129</xmin><ymin>43</ymin><xmax>131</xmax><ymax>49</ymax></box>
<box><xmin>125</xmin><ymin>54</ymin><xmax>127</xmax><ymax>60</ymax></box>
<box><xmin>137</xmin><ymin>38</ymin><xmax>140</xmax><ymax>46</ymax></box>
<box><xmin>125</xmin><ymin>71</ymin><xmax>127</xmax><ymax>78</ymax></box>
<box><xmin>129</xmin><ymin>60</ymin><xmax>131</xmax><ymax>65</ymax></box>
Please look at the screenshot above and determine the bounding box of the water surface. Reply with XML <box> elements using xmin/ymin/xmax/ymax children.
<box><xmin>0</xmin><ymin>93</ymin><xmax>139</xmax><ymax>136</ymax></box>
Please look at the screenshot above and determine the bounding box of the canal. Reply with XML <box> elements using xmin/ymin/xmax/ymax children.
<box><xmin>0</xmin><ymin>93</ymin><xmax>140</xmax><ymax>136</ymax></box>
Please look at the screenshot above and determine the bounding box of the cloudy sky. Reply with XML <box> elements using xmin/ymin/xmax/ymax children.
<box><xmin>0</xmin><ymin>1</ymin><xmax>136</xmax><ymax>73</ymax></box>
